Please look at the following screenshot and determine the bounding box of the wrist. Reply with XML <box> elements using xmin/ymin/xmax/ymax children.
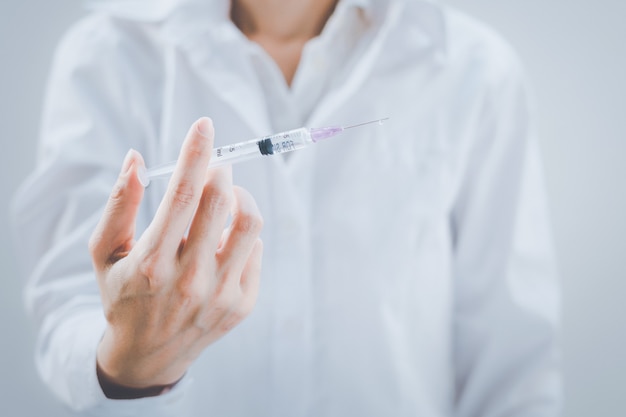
<box><xmin>96</xmin><ymin>327</ymin><xmax>187</xmax><ymax>395</ymax></box>
<box><xmin>96</xmin><ymin>360</ymin><xmax>181</xmax><ymax>399</ymax></box>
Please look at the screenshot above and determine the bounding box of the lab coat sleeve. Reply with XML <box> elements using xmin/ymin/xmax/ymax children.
<box><xmin>451</xmin><ymin>53</ymin><xmax>562</xmax><ymax>416</ymax></box>
<box><xmin>11</xmin><ymin>17</ymin><xmax>191</xmax><ymax>415</ymax></box>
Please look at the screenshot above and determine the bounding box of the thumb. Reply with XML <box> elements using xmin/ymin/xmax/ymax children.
<box><xmin>89</xmin><ymin>149</ymin><xmax>146</xmax><ymax>269</ymax></box>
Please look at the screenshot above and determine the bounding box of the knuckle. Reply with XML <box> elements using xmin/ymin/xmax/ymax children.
<box><xmin>88</xmin><ymin>232</ymin><xmax>102</xmax><ymax>259</ymax></box>
<box><xmin>102</xmin><ymin>300</ymin><xmax>127</xmax><ymax>327</ymax></box>
<box><xmin>203</xmin><ymin>183</ymin><xmax>232</xmax><ymax>214</ymax></box>
<box><xmin>170</xmin><ymin>180</ymin><xmax>197</xmax><ymax>209</ymax></box>
<box><xmin>102</xmin><ymin>306</ymin><xmax>117</xmax><ymax>325</ymax></box>
<box><xmin>136</xmin><ymin>251</ymin><xmax>167</xmax><ymax>288</ymax></box>
<box><xmin>233</xmin><ymin>211</ymin><xmax>264</xmax><ymax>236</ymax></box>
<box><xmin>109</xmin><ymin>179</ymin><xmax>126</xmax><ymax>204</ymax></box>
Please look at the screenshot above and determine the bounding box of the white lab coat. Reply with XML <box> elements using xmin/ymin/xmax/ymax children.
<box><xmin>12</xmin><ymin>0</ymin><xmax>561</xmax><ymax>416</ymax></box>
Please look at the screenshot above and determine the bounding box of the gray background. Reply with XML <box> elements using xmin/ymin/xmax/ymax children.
<box><xmin>1</xmin><ymin>1</ymin><xmax>624</xmax><ymax>416</ymax></box>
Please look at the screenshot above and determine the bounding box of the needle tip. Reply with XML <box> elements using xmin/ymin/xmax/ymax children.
<box><xmin>343</xmin><ymin>117</ymin><xmax>390</xmax><ymax>130</ymax></box>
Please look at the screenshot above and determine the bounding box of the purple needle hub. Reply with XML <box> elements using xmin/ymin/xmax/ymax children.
<box><xmin>310</xmin><ymin>126</ymin><xmax>344</xmax><ymax>142</ymax></box>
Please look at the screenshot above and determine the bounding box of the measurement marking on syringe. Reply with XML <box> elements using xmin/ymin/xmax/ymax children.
<box><xmin>274</xmin><ymin>140</ymin><xmax>296</xmax><ymax>153</ymax></box>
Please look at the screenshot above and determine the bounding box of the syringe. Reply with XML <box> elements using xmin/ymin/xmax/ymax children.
<box><xmin>140</xmin><ymin>118</ymin><xmax>388</xmax><ymax>186</ymax></box>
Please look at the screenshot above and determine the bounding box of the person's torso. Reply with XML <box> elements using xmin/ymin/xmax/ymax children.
<box><xmin>94</xmin><ymin>1</ymin><xmax>505</xmax><ymax>414</ymax></box>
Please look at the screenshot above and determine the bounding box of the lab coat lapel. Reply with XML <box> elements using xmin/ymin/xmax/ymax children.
<box><xmin>163</xmin><ymin>17</ymin><xmax>272</xmax><ymax>139</ymax></box>
<box><xmin>306</xmin><ymin>0</ymin><xmax>446</xmax><ymax>128</ymax></box>
<box><xmin>306</xmin><ymin>1</ymin><xmax>402</xmax><ymax>128</ymax></box>
<box><xmin>88</xmin><ymin>3</ymin><xmax>270</xmax><ymax>138</ymax></box>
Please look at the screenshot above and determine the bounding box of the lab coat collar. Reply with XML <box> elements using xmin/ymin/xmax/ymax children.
<box><xmin>84</xmin><ymin>0</ymin><xmax>226</xmax><ymax>22</ymax></box>
<box><xmin>84</xmin><ymin>0</ymin><xmax>445</xmax><ymax>49</ymax></box>
<box><xmin>84</xmin><ymin>0</ymin><xmax>447</xmax><ymax>136</ymax></box>
<box><xmin>411</xmin><ymin>0</ymin><xmax>447</xmax><ymax>58</ymax></box>
<box><xmin>83</xmin><ymin>0</ymin><xmax>447</xmax><ymax>56</ymax></box>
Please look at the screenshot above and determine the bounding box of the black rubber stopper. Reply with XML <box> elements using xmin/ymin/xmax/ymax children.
<box><xmin>257</xmin><ymin>138</ymin><xmax>274</xmax><ymax>155</ymax></box>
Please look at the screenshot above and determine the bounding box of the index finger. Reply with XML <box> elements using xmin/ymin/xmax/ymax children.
<box><xmin>140</xmin><ymin>117</ymin><xmax>214</xmax><ymax>254</ymax></box>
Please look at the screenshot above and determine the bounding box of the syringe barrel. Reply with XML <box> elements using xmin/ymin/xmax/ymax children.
<box><xmin>142</xmin><ymin>127</ymin><xmax>315</xmax><ymax>186</ymax></box>
<box><xmin>210</xmin><ymin>127</ymin><xmax>312</xmax><ymax>165</ymax></box>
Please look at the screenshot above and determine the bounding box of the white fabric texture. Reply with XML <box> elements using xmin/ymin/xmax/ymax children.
<box><xmin>12</xmin><ymin>0</ymin><xmax>561</xmax><ymax>415</ymax></box>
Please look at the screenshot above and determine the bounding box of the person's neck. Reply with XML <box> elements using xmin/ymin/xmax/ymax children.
<box><xmin>231</xmin><ymin>0</ymin><xmax>339</xmax><ymax>41</ymax></box>
<box><xmin>231</xmin><ymin>0</ymin><xmax>339</xmax><ymax>86</ymax></box>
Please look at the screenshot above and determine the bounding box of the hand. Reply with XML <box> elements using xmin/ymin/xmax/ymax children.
<box><xmin>89</xmin><ymin>117</ymin><xmax>263</xmax><ymax>392</ymax></box>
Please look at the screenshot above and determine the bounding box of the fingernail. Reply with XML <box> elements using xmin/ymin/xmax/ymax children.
<box><xmin>196</xmin><ymin>117</ymin><xmax>213</xmax><ymax>138</ymax></box>
<box><xmin>137</xmin><ymin>164</ymin><xmax>150</xmax><ymax>187</ymax></box>
<box><xmin>121</xmin><ymin>149</ymin><xmax>135</xmax><ymax>174</ymax></box>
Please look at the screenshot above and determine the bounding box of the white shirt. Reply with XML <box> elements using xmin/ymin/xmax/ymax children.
<box><xmin>12</xmin><ymin>0</ymin><xmax>562</xmax><ymax>416</ymax></box>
